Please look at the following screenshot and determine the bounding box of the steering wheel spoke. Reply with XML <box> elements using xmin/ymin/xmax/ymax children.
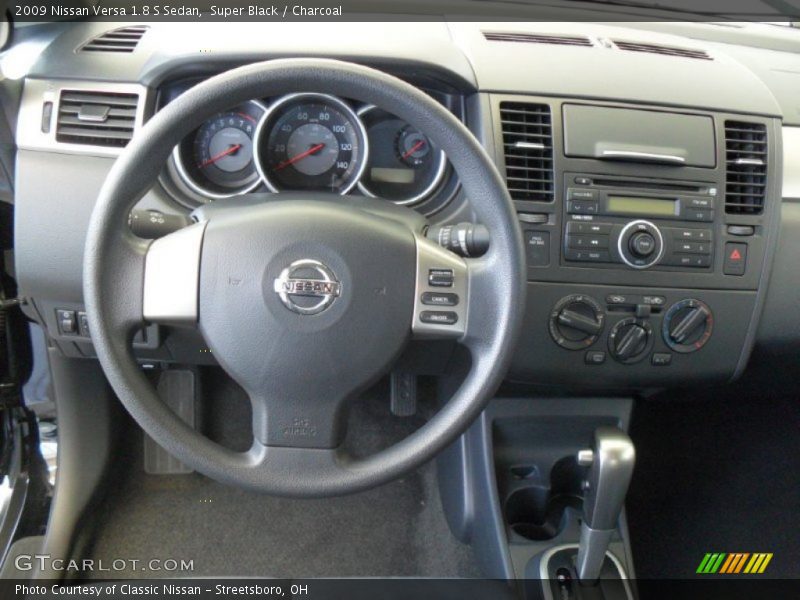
<box><xmin>142</xmin><ymin>221</ymin><xmax>206</xmax><ymax>327</ymax></box>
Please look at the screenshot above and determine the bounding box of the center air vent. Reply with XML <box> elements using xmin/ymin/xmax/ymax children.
<box><xmin>56</xmin><ymin>90</ymin><xmax>140</xmax><ymax>148</ymax></box>
<box><xmin>80</xmin><ymin>26</ymin><xmax>149</xmax><ymax>53</ymax></box>
<box><xmin>614</xmin><ymin>40</ymin><xmax>711</xmax><ymax>60</ymax></box>
<box><xmin>484</xmin><ymin>31</ymin><xmax>592</xmax><ymax>47</ymax></box>
<box><xmin>724</xmin><ymin>121</ymin><xmax>767</xmax><ymax>215</ymax></box>
<box><xmin>499</xmin><ymin>102</ymin><xmax>554</xmax><ymax>202</ymax></box>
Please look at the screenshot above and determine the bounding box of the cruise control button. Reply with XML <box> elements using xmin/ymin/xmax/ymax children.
<box><xmin>421</xmin><ymin>292</ymin><xmax>459</xmax><ymax>307</ymax></box>
<box><xmin>428</xmin><ymin>269</ymin><xmax>454</xmax><ymax>287</ymax></box>
<box><xmin>420</xmin><ymin>311</ymin><xmax>459</xmax><ymax>325</ymax></box>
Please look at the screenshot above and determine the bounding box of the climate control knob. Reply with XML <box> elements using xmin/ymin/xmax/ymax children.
<box><xmin>549</xmin><ymin>294</ymin><xmax>605</xmax><ymax>350</ymax></box>
<box><xmin>608</xmin><ymin>318</ymin><xmax>653</xmax><ymax>364</ymax></box>
<box><xmin>663</xmin><ymin>299</ymin><xmax>713</xmax><ymax>353</ymax></box>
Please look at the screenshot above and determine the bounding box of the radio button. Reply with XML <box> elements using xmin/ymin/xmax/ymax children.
<box><xmin>666</xmin><ymin>254</ymin><xmax>711</xmax><ymax>268</ymax></box>
<box><xmin>629</xmin><ymin>232</ymin><xmax>656</xmax><ymax>257</ymax></box>
<box><xmin>674</xmin><ymin>241</ymin><xmax>712</xmax><ymax>255</ymax></box>
<box><xmin>565</xmin><ymin>248</ymin><xmax>611</xmax><ymax>263</ymax></box>
<box><xmin>673</xmin><ymin>228</ymin><xmax>712</xmax><ymax>241</ymax></box>
<box><xmin>568</xmin><ymin>234</ymin><xmax>609</xmax><ymax>249</ymax></box>
<box><xmin>686</xmin><ymin>197</ymin><xmax>714</xmax><ymax>209</ymax></box>
<box><xmin>568</xmin><ymin>200</ymin><xmax>599</xmax><ymax>214</ymax></box>
<box><xmin>684</xmin><ymin>208</ymin><xmax>714</xmax><ymax>222</ymax></box>
<box><xmin>567</xmin><ymin>188</ymin><xmax>597</xmax><ymax>201</ymax></box>
<box><xmin>567</xmin><ymin>222</ymin><xmax>612</xmax><ymax>235</ymax></box>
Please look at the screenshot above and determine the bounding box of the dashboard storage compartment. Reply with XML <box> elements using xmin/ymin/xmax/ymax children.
<box><xmin>563</xmin><ymin>104</ymin><xmax>716</xmax><ymax>168</ymax></box>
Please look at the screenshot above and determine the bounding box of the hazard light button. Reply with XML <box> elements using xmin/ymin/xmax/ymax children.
<box><xmin>723</xmin><ymin>242</ymin><xmax>747</xmax><ymax>276</ymax></box>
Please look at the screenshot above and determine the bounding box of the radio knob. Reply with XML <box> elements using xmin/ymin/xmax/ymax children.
<box><xmin>629</xmin><ymin>231</ymin><xmax>656</xmax><ymax>257</ymax></box>
<box><xmin>549</xmin><ymin>294</ymin><xmax>605</xmax><ymax>350</ymax></box>
<box><xmin>663</xmin><ymin>299</ymin><xmax>713</xmax><ymax>353</ymax></box>
<box><xmin>609</xmin><ymin>318</ymin><xmax>652</xmax><ymax>364</ymax></box>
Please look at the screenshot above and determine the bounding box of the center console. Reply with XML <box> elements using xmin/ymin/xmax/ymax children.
<box><xmin>488</xmin><ymin>96</ymin><xmax>781</xmax><ymax>389</ymax></box>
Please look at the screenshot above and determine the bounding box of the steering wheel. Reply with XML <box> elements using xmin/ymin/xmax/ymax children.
<box><xmin>84</xmin><ymin>59</ymin><xmax>525</xmax><ymax>497</ymax></box>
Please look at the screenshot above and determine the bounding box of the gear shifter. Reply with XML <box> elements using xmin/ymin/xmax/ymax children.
<box><xmin>576</xmin><ymin>426</ymin><xmax>636</xmax><ymax>583</ymax></box>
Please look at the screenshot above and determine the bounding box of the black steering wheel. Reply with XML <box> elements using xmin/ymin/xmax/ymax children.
<box><xmin>84</xmin><ymin>59</ymin><xmax>525</xmax><ymax>497</ymax></box>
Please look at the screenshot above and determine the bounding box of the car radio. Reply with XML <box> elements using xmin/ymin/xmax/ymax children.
<box><xmin>563</xmin><ymin>173</ymin><xmax>717</xmax><ymax>270</ymax></box>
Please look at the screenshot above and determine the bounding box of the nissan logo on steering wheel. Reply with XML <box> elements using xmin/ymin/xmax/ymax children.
<box><xmin>273</xmin><ymin>259</ymin><xmax>342</xmax><ymax>315</ymax></box>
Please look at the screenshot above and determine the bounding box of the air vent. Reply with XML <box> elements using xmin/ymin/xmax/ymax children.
<box><xmin>614</xmin><ymin>40</ymin><xmax>711</xmax><ymax>60</ymax></box>
<box><xmin>724</xmin><ymin>121</ymin><xmax>767</xmax><ymax>215</ymax></box>
<box><xmin>484</xmin><ymin>31</ymin><xmax>592</xmax><ymax>47</ymax></box>
<box><xmin>499</xmin><ymin>102</ymin><xmax>554</xmax><ymax>202</ymax></box>
<box><xmin>80</xmin><ymin>26</ymin><xmax>149</xmax><ymax>53</ymax></box>
<box><xmin>56</xmin><ymin>90</ymin><xmax>139</xmax><ymax>148</ymax></box>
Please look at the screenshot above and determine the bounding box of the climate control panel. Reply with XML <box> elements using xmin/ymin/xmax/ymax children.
<box><xmin>548</xmin><ymin>293</ymin><xmax>715</xmax><ymax>367</ymax></box>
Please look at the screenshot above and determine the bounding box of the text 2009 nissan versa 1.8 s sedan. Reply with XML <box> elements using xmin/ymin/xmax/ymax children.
<box><xmin>0</xmin><ymin>9</ymin><xmax>799</xmax><ymax>600</ymax></box>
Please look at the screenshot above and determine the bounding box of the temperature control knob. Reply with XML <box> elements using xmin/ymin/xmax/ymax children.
<box><xmin>663</xmin><ymin>299</ymin><xmax>713</xmax><ymax>353</ymax></box>
<box><xmin>608</xmin><ymin>318</ymin><xmax>653</xmax><ymax>364</ymax></box>
<box><xmin>549</xmin><ymin>295</ymin><xmax>605</xmax><ymax>350</ymax></box>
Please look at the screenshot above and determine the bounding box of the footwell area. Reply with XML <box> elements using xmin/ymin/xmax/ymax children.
<box><xmin>627</xmin><ymin>350</ymin><xmax>800</xmax><ymax>579</ymax></box>
<box><xmin>81</xmin><ymin>376</ymin><xmax>479</xmax><ymax>579</ymax></box>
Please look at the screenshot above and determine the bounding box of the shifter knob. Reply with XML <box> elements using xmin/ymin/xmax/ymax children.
<box><xmin>576</xmin><ymin>427</ymin><xmax>636</xmax><ymax>582</ymax></box>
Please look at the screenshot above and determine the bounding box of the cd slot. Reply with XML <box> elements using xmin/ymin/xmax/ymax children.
<box><xmin>588</xmin><ymin>176</ymin><xmax>705</xmax><ymax>194</ymax></box>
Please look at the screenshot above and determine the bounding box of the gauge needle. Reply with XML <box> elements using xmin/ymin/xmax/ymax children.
<box><xmin>199</xmin><ymin>144</ymin><xmax>242</xmax><ymax>168</ymax></box>
<box><xmin>274</xmin><ymin>143</ymin><xmax>325</xmax><ymax>171</ymax></box>
<box><xmin>402</xmin><ymin>139</ymin><xmax>426</xmax><ymax>159</ymax></box>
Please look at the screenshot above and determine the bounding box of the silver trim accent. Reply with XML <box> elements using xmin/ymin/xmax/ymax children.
<box><xmin>171</xmin><ymin>100</ymin><xmax>268</xmax><ymax>200</ymax></box>
<box><xmin>411</xmin><ymin>235</ymin><xmax>468</xmax><ymax>339</ymax></box>
<box><xmin>617</xmin><ymin>219</ymin><xmax>665</xmax><ymax>270</ymax></box>
<box><xmin>600</xmin><ymin>149</ymin><xmax>686</xmax><ymax>164</ymax></box>
<box><xmin>17</xmin><ymin>79</ymin><xmax>147</xmax><ymax>157</ymax></box>
<box><xmin>733</xmin><ymin>157</ymin><xmax>764</xmax><ymax>167</ymax></box>
<box><xmin>356</xmin><ymin>105</ymin><xmax>447</xmax><ymax>206</ymax></box>
<box><xmin>254</xmin><ymin>93</ymin><xmax>369</xmax><ymax>195</ymax></box>
<box><xmin>782</xmin><ymin>126</ymin><xmax>800</xmax><ymax>199</ymax></box>
<box><xmin>539</xmin><ymin>544</ymin><xmax>633</xmax><ymax>600</ymax></box>
<box><xmin>143</xmin><ymin>222</ymin><xmax>207</xmax><ymax>324</ymax></box>
<box><xmin>272</xmin><ymin>259</ymin><xmax>341</xmax><ymax>315</ymax></box>
<box><xmin>514</xmin><ymin>141</ymin><xmax>546</xmax><ymax>150</ymax></box>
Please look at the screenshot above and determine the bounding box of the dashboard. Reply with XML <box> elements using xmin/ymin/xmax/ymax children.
<box><xmin>7</xmin><ymin>20</ymin><xmax>800</xmax><ymax>392</ymax></box>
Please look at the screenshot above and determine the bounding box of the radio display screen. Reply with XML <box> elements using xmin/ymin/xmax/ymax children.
<box><xmin>607</xmin><ymin>196</ymin><xmax>678</xmax><ymax>217</ymax></box>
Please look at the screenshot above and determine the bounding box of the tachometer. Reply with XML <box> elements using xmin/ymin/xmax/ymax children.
<box><xmin>357</xmin><ymin>106</ymin><xmax>446</xmax><ymax>205</ymax></box>
<box><xmin>256</xmin><ymin>94</ymin><xmax>367</xmax><ymax>194</ymax></box>
<box><xmin>174</xmin><ymin>101</ymin><xmax>266</xmax><ymax>200</ymax></box>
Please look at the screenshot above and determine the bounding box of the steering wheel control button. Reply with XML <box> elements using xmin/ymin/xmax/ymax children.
<box><xmin>651</xmin><ymin>353</ymin><xmax>673</xmax><ymax>366</ymax></box>
<box><xmin>56</xmin><ymin>309</ymin><xmax>77</xmax><ymax>335</ymax></box>
<box><xmin>663</xmin><ymin>299</ymin><xmax>713</xmax><ymax>353</ymax></box>
<box><xmin>617</xmin><ymin>220</ymin><xmax>664</xmax><ymax>269</ymax></box>
<box><xmin>421</xmin><ymin>292</ymin><xmax>459</xmax><ymax>307</ymax></box>
<box><xmin>273</xmin><ymin>259</ymin><xmax>342</xmax><ymax>315</ymax></box>
<box><xmin>585</xmin><ymin>351</ymin><xmax>606</xmax><ymax>365</ymax></box>
<box><xmin>428</xmin><ymin>268</ymin><xmax>454</xmax><ymax>287</ymax></box>
<box><xmin>420</xmin><ymin>311</ymin><xmax>458</xmax><ymax>325</ymax></box>
<box><xmin>550</xmin><ymin>295</ymin><xmax>605</xmax><ymax>350</ymax></box>
<box><xmin>723</xmin><ymin>242</ymin><xmax>747</xmax><ymax>276</ymax></box>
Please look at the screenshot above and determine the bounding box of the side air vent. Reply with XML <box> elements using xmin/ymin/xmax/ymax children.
<box><xmin>614</xmin><ymin>40</ymin><xmax>712</xmax><ymax>60</ymax></box>
<box><xmin>484</xmin><ymin>31</ymin><xmax>592</xmax><ymax>47</ymax></box>
<box><xmin>724</xmin><ymin>121</ymin><xmax>767</xmax><ymax>215</ymax></box>
<box><xmin>80</xmin><ymin>26</ymin><xmax>149</xmax><ymax>53</ymax></box>
<box><xmin>56</xmin><ymin>90</ymin><xmax>139</xmax><ymax>148</ymax></box>
<box><xmin>499</xmin><ymin>102</ymin><xmax>554</xmax><ymax>202</ymax></box>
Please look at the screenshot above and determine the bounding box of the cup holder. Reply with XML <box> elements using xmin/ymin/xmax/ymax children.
<box><xmin>503</xmin><ymin>456</ymin><xmax>584</xmax><ymax>541</ymax></box>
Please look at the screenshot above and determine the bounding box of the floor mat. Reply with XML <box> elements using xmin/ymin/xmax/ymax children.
<box><xmin>627</xmin><ymin>350</ymin><xmax>800</xmax><ymax>579</ymax></box>
<box><xmin>81</xmin><ymin>375</ymin><xmax>480</xmax><ymax>579</ymax></box>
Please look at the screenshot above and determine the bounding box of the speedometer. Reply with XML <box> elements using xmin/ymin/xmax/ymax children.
<box><xmin>256</xmin><ymin>94</ymin><xmax>367</xmax><ymax>194</ymax></box>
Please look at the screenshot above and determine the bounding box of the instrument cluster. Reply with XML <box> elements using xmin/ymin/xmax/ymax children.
<box><xmin>165</xmin><ymin>91</ymin><xmax>452</xmax><ymax>210</ymax></box>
